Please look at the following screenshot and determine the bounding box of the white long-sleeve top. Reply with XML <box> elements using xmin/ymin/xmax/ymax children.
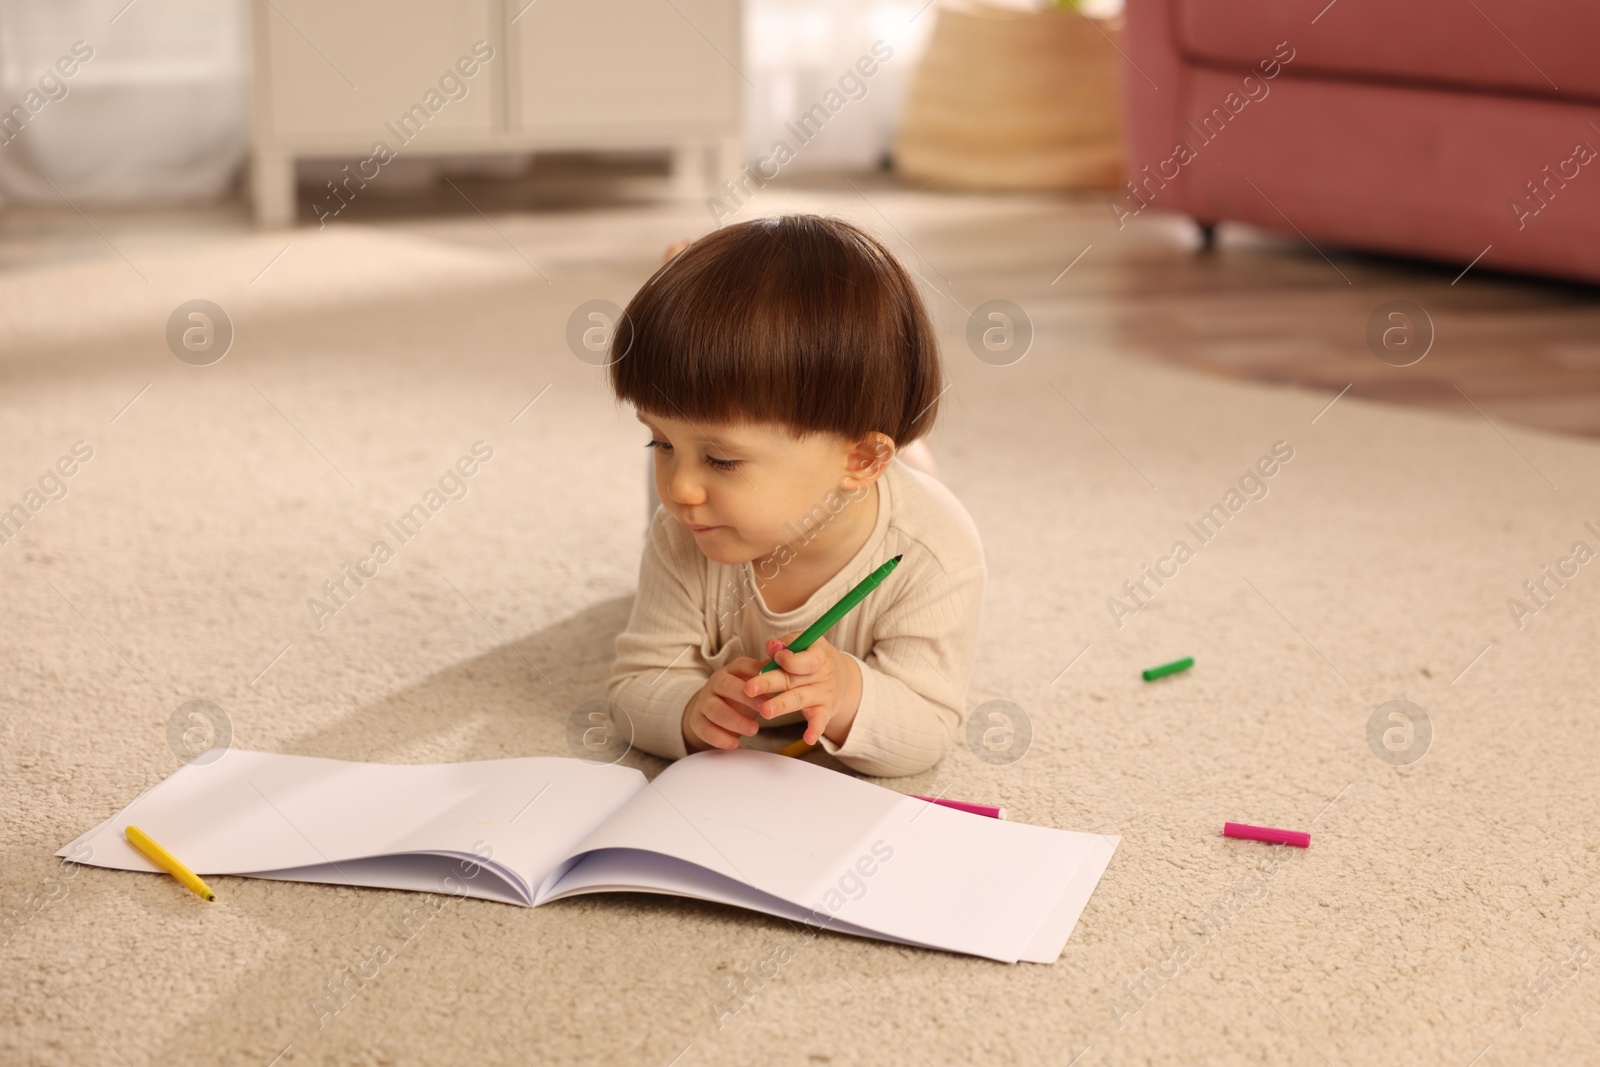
<box><xmin>606</xmin><ymin>459</ymin><xmax>986</xmax><ymax>779</ymax></box>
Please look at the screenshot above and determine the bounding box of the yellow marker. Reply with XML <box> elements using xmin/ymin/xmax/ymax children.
<box><xmin>778</xmin><ymin>738</ymin><xmax>816</xmax><ymax>758</ymax></box>
<box><xmin>125</xmin><ymin>825</ymin><xmax>215</xmax><ymax>902</ymax></box>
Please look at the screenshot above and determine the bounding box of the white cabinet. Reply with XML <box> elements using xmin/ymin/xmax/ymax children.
<box><xmin>249</xmin><ymin>0</ymin><xmax>741</xmax><ymax>225</ymax></box>
<box><xmin>509</xmin><ymin>0</ymin><xmax>738</xmax><ymax>131</ymax></box>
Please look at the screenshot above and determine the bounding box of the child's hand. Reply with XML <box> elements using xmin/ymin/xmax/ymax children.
<box><xmin>682</xmin><ymin>657</ymin><xmax>768</xmax><ymax>753</ymax></box>
<box><xmin>744</xmin><ymin>632</ymin><xmax>863</xmax><ymax>746</ymax></box>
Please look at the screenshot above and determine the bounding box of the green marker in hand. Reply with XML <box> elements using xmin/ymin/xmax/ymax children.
<box><xmin>759</xmin><ymin>554</ymin><xmax>903</xmax><ymax>673</ymax></box>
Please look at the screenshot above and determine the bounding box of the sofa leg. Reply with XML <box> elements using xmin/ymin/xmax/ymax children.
<box><xmin>1195</xmin><ymin>220</ymin><xmax>1219</xmax><ymax>251</ymax></box>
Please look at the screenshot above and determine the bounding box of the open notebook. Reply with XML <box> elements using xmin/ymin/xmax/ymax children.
<box><xmin>58</xmin><ymin>748</ymin><xmax>1118</xmax><ymax>964</ymax></box>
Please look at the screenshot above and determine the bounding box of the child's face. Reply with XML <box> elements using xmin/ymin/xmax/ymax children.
<box><xmin>637</xmin><ymin>410</ymin><xmax>887</xmax><ymax>566</ymax></box>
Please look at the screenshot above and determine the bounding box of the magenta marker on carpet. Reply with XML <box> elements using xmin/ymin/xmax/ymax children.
<box><xmin>1224</xmin><ymin>821</ymin><xmax>1309</xmax><ymax>848</ymax></box>
<box><xmin>912</xmin><ymin>796</ymin><xmax>1005</xmax><ymax>820</ymax></box>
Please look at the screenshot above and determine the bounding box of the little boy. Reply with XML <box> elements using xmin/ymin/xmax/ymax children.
<box><xmin>605</xmin><ymin>214</ymin><xmax>985</xmax><ymax>778</ymax></box>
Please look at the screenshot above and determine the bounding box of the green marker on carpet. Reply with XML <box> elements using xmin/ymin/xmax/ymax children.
<box><xmin>759</xmin><ymin>554</ymin><xmax>903</xmax><ymax>673</ymax></box>
<box><xmin>1142</xmin><ymin>656</ymin><xmax>1194</xmax><ymax>681</ymax></box>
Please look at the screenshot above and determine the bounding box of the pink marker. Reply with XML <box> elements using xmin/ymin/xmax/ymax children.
<box><xmin>912</xmin><ymin>795</ymin><xmax>1005</xmax><ymax>820</ymax></box>
<box><xmin>1224</xmin><ymin>821</ymin><xmax>1309</xmax><ymax>848</ymax></box>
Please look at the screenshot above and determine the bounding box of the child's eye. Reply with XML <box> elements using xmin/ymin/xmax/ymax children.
<box><xmin>647</xmin><ymin>439</ymin><xmax>740</xmax><ymax>472</ymax></box>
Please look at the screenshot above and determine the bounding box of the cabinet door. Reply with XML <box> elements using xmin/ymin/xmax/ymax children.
<box><xmin>259</xmin><ymin>0</ymin><xmax>498</xmax><ymax>139</ymax></box>
<box><xmin>510</xmin><ymin>0</ymin><xmax>738</xmax><ymax>131</ymax></box>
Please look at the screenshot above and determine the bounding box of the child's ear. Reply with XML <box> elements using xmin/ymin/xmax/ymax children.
<box><xmin>842</xmin><ymin>432</ymin><xmax>895</xmax><ymax>490</ymax></box>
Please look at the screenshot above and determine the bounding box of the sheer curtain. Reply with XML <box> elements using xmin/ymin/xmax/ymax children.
<box><xmin>0</xmin><ymin>0</ymin><xmax>247</xmax><ymax>206</ymax></box>
<box><xmin>743</xmin><ymin>0</ymin><xmax>935</xmax><ymax>171</ymax></box>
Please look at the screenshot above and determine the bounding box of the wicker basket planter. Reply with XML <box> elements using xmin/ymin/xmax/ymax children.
<box><xmin>893</xmin><ymin>1</ymin><xmax>1123</xmax><ymax>190</ymax></box>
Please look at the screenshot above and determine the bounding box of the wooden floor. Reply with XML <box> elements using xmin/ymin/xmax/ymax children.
<box><xmin>3</xmin><ymin>158</ymin><xmax>1597</xmax><ymax>438</ymax></box>
<box><xmin>1109</xmin><ymin>225</ymin><xmax>1600</xmax><ymax>439</ymax></box>
<box><xmin>823</xmin><ymin>172</ymin><xmax>1600</xmax><ymax>439</ymax></box>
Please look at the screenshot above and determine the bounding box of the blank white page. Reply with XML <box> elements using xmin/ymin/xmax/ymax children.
<box><xmin>548</xmin><ymin>749</ymin><xmax>1113</xmax><ymax>962</ymax></box>
<box><xmin>554</xmin><ymin>749</ymin><xmax>897</xmax><ymax>901</ymax></box>
<box><xmin>1019</xmin><ymin>832</ymin><xmax>1121</xmax><ymax>962</ymax></box>
<box><xmin>251</xmin><ymin>855</ymin><xmax>531</xmax><ymax>906</ymax></box>
<box><xmin>58</xmin><ymin>750</ymin><xmax>645</xmax><ymax>903</ymax></box>
<box><xmin>545</xmin><ymin>847</ymin><xmax>997</xmax><ymax>957</ymax></box>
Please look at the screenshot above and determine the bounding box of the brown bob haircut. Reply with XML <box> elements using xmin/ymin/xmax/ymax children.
<box><xmin>609</xmin><ymin>214</ymin><xmax>943</xmax><ymax>448</ymax></box>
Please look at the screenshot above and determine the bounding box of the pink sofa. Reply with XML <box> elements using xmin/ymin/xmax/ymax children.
<box><xmin>1116</xmin><ymin>0</ymin><xmax>1600</xmax><ymax>285</ymax></box>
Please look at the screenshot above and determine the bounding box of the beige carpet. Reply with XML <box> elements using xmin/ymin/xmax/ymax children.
<box><xmin>2</xmin><ymin>186</ymin><xmax>1598</xmax><ymax>1067</ymax></box>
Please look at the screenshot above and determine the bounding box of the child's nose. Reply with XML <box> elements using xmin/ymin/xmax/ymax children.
<box><xmin>666</xmin><ymin>467</ymin><xmax>705</xmax><ymax>505</ymax></box>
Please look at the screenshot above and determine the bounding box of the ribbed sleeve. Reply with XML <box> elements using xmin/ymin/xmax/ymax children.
<box><xmin>606</xmin><ymin>460</ymin><xmax>987</xmax><ymax>778</ymax></box>
<box><xmin>816</xmin><ymin>562</ymin><xmax>985</xmax><ymax>777</ymax></box>
<box><xmin>605</xmin><ymin>509</ymin><xmax>711</xmax><ymax>761</ymax></box>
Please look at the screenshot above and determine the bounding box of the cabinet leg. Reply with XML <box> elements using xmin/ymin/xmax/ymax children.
<box><xmin>252</xmin><ymin>149</ymin><xmax>296</xmax><ymax>228</ymax></box>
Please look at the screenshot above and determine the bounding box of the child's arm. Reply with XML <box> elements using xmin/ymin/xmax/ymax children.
<box><xmin>749</xmin><ymin>561</ymin><xmax>986</xmax><ymax>778</ymax></box>
<box><xmin>606</xmin><ymin>510</ymin><xmax>726</xmax><ymax>760</ymax></box>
